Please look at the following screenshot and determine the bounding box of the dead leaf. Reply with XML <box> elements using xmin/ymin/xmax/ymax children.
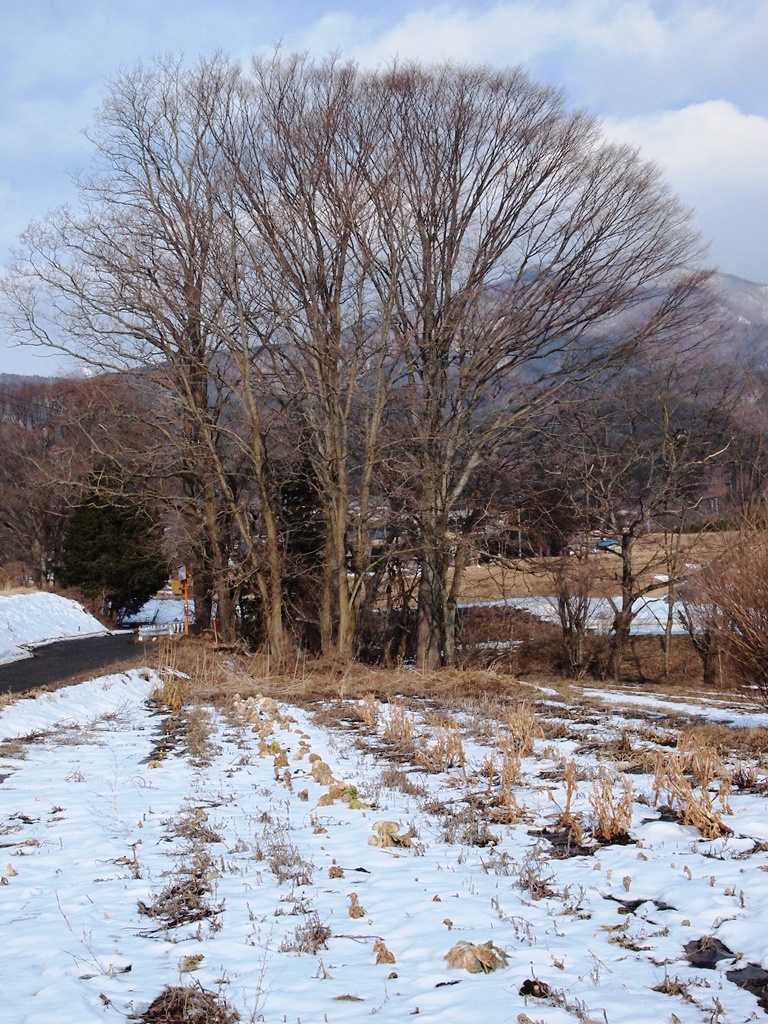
<box><xmin>373</xmin><ymin>820</ymin><xmax>402</xmax><ymax>836</ymax></box>
<box><xmin>444</xmin><ymin>940</ymin><xmax>508</xmax><ymax>974</ymax></box>
<box><xmin>374</xmin><ymin>939</ymin><xmax>396</xmax><ymax>964</ymax></box>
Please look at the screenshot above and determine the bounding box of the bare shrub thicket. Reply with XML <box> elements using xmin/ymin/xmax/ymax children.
<box><xmin>696</xmin><ymin>536</ymin><xmax>768</xmax><ymax>703</ymax></box>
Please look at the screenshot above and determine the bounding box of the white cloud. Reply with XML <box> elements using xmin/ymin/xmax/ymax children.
<box><xmin>299</xmin><ymin>1</ymin><xmax>768</xmax><ymax>116</ymax></box>
<box><xmin>603</xmin><ymin>102</ymin><xmax>768</xmax><ymax>280</ymax></box>
<box><xmin>291</xmin><ymin>3</ymin><xmax>768</xmax><ymax>282</ymax></box>
<box><xmin>603</xmin><ymin>102</ymin><xmax>768</xmax><ymax>182</ymax></box>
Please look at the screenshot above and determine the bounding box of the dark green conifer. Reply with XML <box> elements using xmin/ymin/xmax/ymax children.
<box><xmin>58</xmin><ymin>493</ymin><xmax>167</xmax><ymax>622</ymax></box>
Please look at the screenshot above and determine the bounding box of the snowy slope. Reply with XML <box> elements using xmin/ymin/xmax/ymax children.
<box><xmin>0</xmin><ymin>592</ymin><xmax>108</xmax><ymax>665</ymax></box>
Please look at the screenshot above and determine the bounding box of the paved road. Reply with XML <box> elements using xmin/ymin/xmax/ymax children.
<box><xmin>0</xmin><ymin>633</ymin><xmax>155</xmax><ymax>695</ymax></box>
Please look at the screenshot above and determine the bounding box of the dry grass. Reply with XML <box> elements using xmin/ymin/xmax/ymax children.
<box><xmin>439</xmin><ymin>802</ymin><xmax>500</xmax><ymax>847</ymax></box>
<box><xmin>505</xmin><ymin>702</ymin><xmax>544</xmax><ymax>756</ymax></box>
<box><xmin>382</xmin><ymin>699</ymin><xmax>417</xmax><ymax>751</ymax></box>
<box><xmin>680</xmin><ymin>721</ymin><xmax>768</xmax><ymax>758</ymax></box>
<box><xmin>278</xmin><ymin>911</ymin><xmax>332</xmax><ymax>954</ymax></box>
<box><xmin>377</xmin><ymin>764</ymin><xmax>429</xmax><ymax>797</ymax></box>
<box><xmin>481</xmin><ymin>746</ymin><xmax>523</xmax><ymax>824</ymax></box>
<box><xmin>549</xmin><ymin>758</ymin><xmax>580</xmax><ymax>831</ymax></box>
<box><xmin>0</xmin><ymin>560</ymin><xmax>41</xmax><ymax>591</ymax></box>
<box><xmin>456</xmin><ymin>531</ymin><xmax>733</xmax><ymax>603</ymax></box>
<box><xmin>645</xmin><ymin>733</ymin><xmax>734</xmax><ymax>838</ymax></box>
<box><xmin>588</xmin><ymin>767</ymin><xmax>634</xmax><ymax>842</ymax></box>
<box><xmin>414</xmin><ymin>715</ymin><xmax>466</xmax><ymax>773</ymax></box>
<box><xmin>354</xmin><ymin>692</ymin><xmax>380</xmax><ymax>728</ymax></box>
<box><xmin>157</xmin><ymin>639</ymin><xmax>533</xmax><ymax>708</ymax></box>
<box><xmin>137</xmin><ymin>983</ymin><xmax>239</xmax><ymax>1024</ymax></box>
<box><xmin>149</xmin><ymin>628</ymin><xmax>719</xmax><ymax>701</ymax></box>
<box><xmin>138</xmin><ymin>875</ymin><xmax>223</xmax><ymax>932</ymax></box>
<box><xmin>171</xmin><ymin>808</ymin><xmax>223</xmax><ymax>845</ymax></box>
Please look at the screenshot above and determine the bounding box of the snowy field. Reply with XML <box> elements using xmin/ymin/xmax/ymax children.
<box><xmin>465</xmin><ymin>595</ymin><xmax>691</xmax><ymax>636</ymax></box>
<box><xmin>3</xmin><ymin>662</ymin><xmax>768</xmax><ymax>1023</ymax></box>
<box><xmin>0</xmin><ymin>592</ymin><xmax>108</xmax><ymax>665</ymax></box>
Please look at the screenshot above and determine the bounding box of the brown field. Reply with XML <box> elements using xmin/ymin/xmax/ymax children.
<box><xmin>456</xmin><ymin>530</ymin><xmax>736</xmax><ymax>603</ymax></box>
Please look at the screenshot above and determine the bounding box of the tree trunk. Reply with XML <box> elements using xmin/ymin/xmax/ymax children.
<box><xmin>444</xmin><ymin>533</ymin><xmax>471</xmax><ymax>668</ymax></box>
<box><xmin>417</xmin><ymin>525</ymin><xmax>449</xmax><ymax>670</ymax></box>
<box><xmin>416</xmin><ymin>563</ymin><xmax>443</xmax><ymax>670</ymax></box>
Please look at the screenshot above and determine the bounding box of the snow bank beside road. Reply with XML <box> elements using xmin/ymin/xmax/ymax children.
<box><xmin>0</xmin><ymin>592</ymin><xmax>108</xmax><ymax>665</ymax></box>
<box><xmin>0</xmin><ymin>667</ymin><xmax>158</xmax><ymax>739</ymax></box>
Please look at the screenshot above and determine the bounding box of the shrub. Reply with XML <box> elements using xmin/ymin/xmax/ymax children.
<box><xmin>698</xmin><ymin>535</ymin><xmax>768</xmax><ymax>703</ymax></box>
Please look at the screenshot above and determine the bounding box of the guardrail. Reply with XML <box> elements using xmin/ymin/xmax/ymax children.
<box><xmin>136</xmin><ymin>621</ymin><xmax>186</xmax><ymax>641</ymax></box>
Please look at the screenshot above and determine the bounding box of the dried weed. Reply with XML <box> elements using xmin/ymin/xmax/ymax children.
<box><xmin>136</xmin><ymin>983</ymin><xmax>239</xmax><ymax>1024</ymax></box>
<box><xmin>137</xmin><ymin>875</ymin><xmax>222</xmax><ymax>933</ymax></box>
<box><xmin>588</xmin><ymin>767</ymin><xmax>634</xmax><ymax>843</ymax></box>
<box><xmin>278</xmin><ymin>911</ymin><xmax>331</xmax><ymax>954</ymax></box>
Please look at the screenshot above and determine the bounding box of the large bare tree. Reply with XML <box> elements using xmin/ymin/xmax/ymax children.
<box><xmin>0</xmin><ymin>56</ymin><xmax>253</xmax><ymax>639</ymax></box>
<box><xmin>2</xmin><ymin>53</ymin><xmax>714</xmax><ymax>663</ymax></box>
<box><xmin>360</xmin><ymin>63</ymin><xmax>712</xmax><ymax>667</ymax></box>
<box><xmin>215</xmin><ymin>53</ymin><xmax>404</xmax><ymax>657</ymax></box>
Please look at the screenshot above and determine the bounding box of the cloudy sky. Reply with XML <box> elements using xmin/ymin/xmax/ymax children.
<box><xmin>2</xmin><ymin>0</ymin><xmax>766</xmax><ymax>375</ymax></box>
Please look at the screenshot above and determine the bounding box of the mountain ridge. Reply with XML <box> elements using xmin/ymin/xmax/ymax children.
<box><xmin>1</xmin><ymin>272</ymin><xmax>767</xmax><ymax>384</ymax></box>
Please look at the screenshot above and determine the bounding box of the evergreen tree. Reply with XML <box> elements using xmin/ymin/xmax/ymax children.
<box><xmin>280</xmin><ymin>456</ymin><xmax>326</xmax><ymax>650</ymax></box>
<box><xmin>57</xmin><ymin>494</ymin><xmax>168</xmax><ymax>622</ymax></box>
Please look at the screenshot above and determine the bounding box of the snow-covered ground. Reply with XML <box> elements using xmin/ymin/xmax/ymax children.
<box><xmin>463</xmin><ymin>595</ymin><xmax>690</xmax><ymax>635</ymax></box>
<box><xmin>0</xmin><ymin>592</ymin><xmax>108</xmax><ymax>665</ymax></box>
<box><xmin>3</xmin><ymin>593</ymin><xmax>768</xmax><ymax>1022</ymax></box>
<box><xmin>3</xmin><ymin>664</ymin><xmax>768</xmax><ymax>1023</ymax></box>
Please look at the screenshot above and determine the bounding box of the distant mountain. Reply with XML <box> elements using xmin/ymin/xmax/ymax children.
<box><xmin>0</xmin><ymin>372</ymin><xmax>51</xmax><ymax>388</ymax></box>
<box><xmin>710</xmin><ymin>272</ymin><xmax>768</xmax><ymax>366</ymax></box>
<box><xmin>713</xmin><ymin>273</ymin><xmax>768</xmax><ymax>321</ymax></box>
<box><xmin>2</xmin><ymin>273</ymin><xmax>767</xmax><ymax>384</ymax></box>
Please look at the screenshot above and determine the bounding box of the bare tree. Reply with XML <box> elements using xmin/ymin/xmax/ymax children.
<box><xmin>677</xmin><ymin>582</ymin><xmax>723</xmax><ymax>687</ymax></box>
<box><xmin>697</xmin><ymin>534</ymin><xmax>768</xmax><ymax>702</ymax></box>
<box><xmin>216</xmin><ymin>53</ymin><xmax>403</xmax><ymax>657</ymax></box>
<box><xmin>0</xmin><ymin>378</ymin><xmax>77</xmax><ymax>585</ymax></box>
<box><xmin>0</xmin><ymin>56</ymin><xmax>256</xmax><ymax>639</ymax></box>
<box><xmin>718</xmin><ymin>370</ymin><xmax>768</xmax><ymax>528</ymax></box>
<box><xmin>546</xmin><ymin>336</ymin><xmax>733</xmax><ymax>681</ymax></box>
<box><xmin>0</xmin><ymin>373</ymin><xmax>172</xmax><ymax>592</ymax></box>
<box><xmin>1</xmin><ymin>53</ymin><xmax>715</xmax><ymax>666</ymax></box>
<box><xmin>362</xmin><ymin>62</ymin><xmax>712</xmax><ymax>667</ymax></box>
